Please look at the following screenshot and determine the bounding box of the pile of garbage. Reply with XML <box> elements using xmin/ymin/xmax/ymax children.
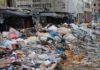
<box><xmin>0</xmin><ymin>23</ymin><xmax>100</xmax><ymax>70</ymax></box>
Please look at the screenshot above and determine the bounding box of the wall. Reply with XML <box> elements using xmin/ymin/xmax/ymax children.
<box><xmin>32</xmin><ymin>0</ymin><xmax>53</xmax><ymax>11</ymax></box>
<box><xmin>0</xmin><ymin>0</ymin><xmax>6</xmax><ymax>7</ymax></box>
<box><xmin>32</xmin><ymin>0</ymin><xmax>69</xmax><ymax>12</ymax></box>
<box><xmin>83</xmin><ymin>0</ymin><xmax>92</xmax><ymax>23</ymax></box>
<box><xmin>12</xmin><ymin>0</ymin><xmax>33</xmax><ymax>9</ymax></box>
<box><xmin>92</xmin><ymin>0</ymin><xmax>100</xmax><ymax>22</ymax></box>
<box><xmin>53</xmin><ymin>0</ymin><xmax>84</xmax><ymax>13</ymax></box>
<box><xmin>84</xmin><ymin>0</ymin><xmax>92</xmax><ymax>12</ymax></box>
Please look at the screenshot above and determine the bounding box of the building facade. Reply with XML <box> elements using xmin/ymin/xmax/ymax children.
<box><xmin>0</xmin><ymin>0</ymin><xmax>7</xmax><ymax>8</ymax></box>
<box><xmin>6</xmin><ymin>0</ymin><xmax>33</xmax><ymax>9</ymax></box>
<box><xmin>3</xmin><ymin>0</ymin><xmax>92</xmax><ymax>23</ymax></box>
<box><xmin>32</xmin><ymin>0</ymin><xmax>84</xmax><ymax>13</ymax></box>
<box><xmin>32</xmin><ymin>0</ymin><xmax>71</xmax><ymax>24</ymax></box>
<box><xmin>83</xmin><ymin>0</ymin><xmax>92</xmax><ymax>23</ymax></box>
<box><xmin>92</xmin><ymin>0</ymin><xmax>100</xmax><ymax>22</ymax></box>
<box><xmin>32</xmin><ymin>0</ymin><xmax>68</xmax><ymax>12</ymax></box>
<box><xmin>70</xmin><ymin>0</ymin><xmax>84</xmax><ymax>23</ymax></box>
<box><xmin>32</xmin><ymin>0</ymin><xmax>85</xmax><ymax>23</ymax></box>
<box><xmin>32</xmin><ymin>0</ymin><xmax>53</xmax><ymax>11</ymax></box>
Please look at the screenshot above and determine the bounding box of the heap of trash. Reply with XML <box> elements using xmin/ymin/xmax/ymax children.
<box><xmin>0</xmin><ymin>23</ymin><xmax>100</xmax><ymax>70</ymax></box>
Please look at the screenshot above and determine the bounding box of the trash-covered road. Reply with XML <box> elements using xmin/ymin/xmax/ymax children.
<box><xmin>0</xmin><ymin>23</ymin><xmax>100</xmax><ymax>70</ymax></box>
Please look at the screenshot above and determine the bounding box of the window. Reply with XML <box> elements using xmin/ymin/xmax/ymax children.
<box><xmin>17</xmin><ymin>5</ymin><xmax>31</xmax><ymax>7</ymax></box>
<box><xmin>85</xmin><ymin>3</ymin><xmax>90</xmax><ymax>8</ymax></box>
<box><xmin>17</xmin><ymin>0</ymin><xmax>27</xmax><ymax>1</ymax></box>
<box><xmin>33</xmin><ymin>3</ymin><xmax>51</xmax><ymax>8</ymax></box>
<box><xmin>46</xmin><ymin>3</ymin><xmax>52</xmax><ymax>8</ymax></box>
<box><xmin>58</xmin><ymin>2</ymin><xmax>65</xmax><ymax>9</ymax></box>
<box><xmin>94</xmin><ymin>4</ymin><xmax>96</xmax><ymax>6</ymax></box>
<box><xmin>33</xmin><ymin>0</ymin><xmax>41</xmax><ymax>2</ymax></box>
<box><xmin>62</xmin><ymin>3</ymin><xmax>65</xmax><ymax>8</ymax></box>
<box><xmin>33</xmin><ymin>4</ymin><xmax>41</xmax><ymax>7</ymax></box>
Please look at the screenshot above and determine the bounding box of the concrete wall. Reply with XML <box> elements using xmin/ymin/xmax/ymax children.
<box><xmin>32</xmin><ymin>0</ymin><xmax>84</xmax><ymax>13</ymax></box>
<box><xmin>83</xmin><ymin>0</ymin><xmax>92</xmax><ymax>12</ymax></box>
<box><xmin>32</xmin><ymin>0</ymin><xmax>53</xmax><ymax>11</ymax></box>
<box><xmin>0</xmin><ymin>0</ymin><xmax>6</xmax><ymax>7</ymax></box>
<box><xmin>12</xmin><ymin>0</ymin><xmax>33</xmax><ymax>9</ymax></box>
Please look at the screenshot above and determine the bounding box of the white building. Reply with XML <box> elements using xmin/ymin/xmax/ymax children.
<box><xmin>83</xmin><ymin>0</ymin><xmax>92</xmax><ymax>22</ymax></box>
<box><xmin>7</xmin><ymin>0</ymin><xmax>85</xmax><ymax>14</ymax></box>
<box><xmin>84</xmin><ymin>0</ymin><xmax>92</xmax><ymax>12</ymax></box>
<box><xmin>11</xmin><ymin>0</ymin><xmax>33</xmax><ymax>9</ymax></box>
<box><xmin>6</xmin><ymin>0</ymin><xmax>92</xmax><ymax>23</ymax></box>
<box><xmin>52</xmin><ymin>0</ymin><xmax>69</xmax><ymax>12</ymax></box>
<box><xmin>72</xmin><ymin>0</ymin><xmax>84</xmax><ymax>22</ymax></box>
<box><xmin>32</xmin><ymin>0</ymin><xmax>85</xmax><ymax>23</ymax></box>
<box><xmin>32</xmin><ymin>0</ymin><xmax>70</xmax><ymax>12</ymax></box>
<box><xmin>32</xmin><ymin>0</ymin><xmax>53</xmax><ymax>11</ymax></box>
<box><xmin>32</xmin><ymin>0</ymin><xmax>84</xmax><ymax>13</ymax></box>
<box><xmin>0</xmin><ymin>0</ymin><xmax>7</xmax><ymax>8</ymax></box>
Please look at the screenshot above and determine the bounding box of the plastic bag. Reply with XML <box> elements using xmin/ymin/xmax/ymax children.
<box><xmin>2</xmin><ymin>32</ymin><xmax>9</xmax><ymax>38</ymax></box>
<box><xmin>47</xmin><ymin>25</ymin><xmax>58</xmax><ymax>32</ymax></box>
<box><xmin>8</xmin><ymin>28</ymin><xmax>19</xmax><ymax>39</ymax></box>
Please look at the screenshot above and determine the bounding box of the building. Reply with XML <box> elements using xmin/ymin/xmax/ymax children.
<box><xmin>70</xmin><ymin>0</ymin><xmax>84</xmax><ymax>23</ymax></box>
<box><xmin>2</xmin><ymin>0</ymin><xmax>85</xmax><ymax>24</ymax></box>
<box><xmin>0</xmin><ymin>0</ymin><xmax>7</xmax><ymax>8</ymax></box>
<box><xmin>32</xmin><ymin>0</ymin><xmax>68</xmax><ymax>12</ymax></box>
<box><xmin>0</xmin><ymin>0</ymin><xmax>7</xmax><ymax>24</ymax></box>
<box><xmin>32</xmin><ymin>0</ymin><xmax>84</xmax><ymax>13</ymax></box>
<box><xmin>32</xmin><ymin>0</ymin><xmax>69</xmax><ymax>24</ymax></box>
<box><xmin>32</xmin><ymin>0</ymin><xmax>85</xmax><ymax>24</ymax></box>
<box><xmin>2</xmin><ymin>0</ymin><xmax>92</xmax><ymax>24</ymax></box>
<box><xmin>6</xmin><ymin>0</ymin><xmax>33</xmax><ymax>9</ymax></box>
<box><xmin>83</xmin><ymin>0</ymin><xmax>92</xmax><ymax>23</ymax></box>
<box><xmin>32</xmin><ymin>0</ymin><xmax>52</xmax><ymax>11</ymax></box>
<box><xmin>92</xmin><ymin>0</ymin><xmax>100</xmax><ymax>22</ymax></box>
<box><xmin>0</xmin><ymin>0</ymin><xmax>33</xmax><ymax>29</ymax></box>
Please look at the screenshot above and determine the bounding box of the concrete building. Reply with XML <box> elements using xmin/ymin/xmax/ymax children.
<box><xmin>32</xmin><ymin>0</ymin><xmax>84</xmax><ymax>13</ymax></box>
<box><xmin>32</xmin><ymin>0</ymin><xmax>85</xmax><ymax>23</ymax></box>
<box><xmin>83</xmin><ymin>0</ymin><xmax>92</xmax><ymax>23</ymax></box>
<box><xmin>3</xmin><ymin>0</ymin><xmax>92</xmax><ymax>23</ymax></box>
<box><xmin>32</xmin><ymin>0</ymin><xmax>53</xmax><ymax>11</ymax></box>
<box><xmin>32</xmin><ymin>0</ymin><xmax>71</xmax><ymax>24</ymax></box>
<box><xmin>6</xmin><ymin>0</ymin><xmax>33</xmax><ymax>9</ymax></box>
<box><xmin>92</xmin><ymin>0</ymin><xmax>100</xmax><ymax>22</ymax></box>
<box><xmin>32</xmin><ymin>0</ymin><xmax>68</xmax><ymax>12</ymax></box>
<box><xmin>0</xmin><ymin>0</ymin><xmax>7</xmax><ymax>8</ymax></box>
<box><xmin>70</xmin><ymin>0</ymin><xmax>84</xmax><ymax>23</ymax></box>
<box><xmin>0</xmin><ymin>0</ymin><xmax>7</xmax><ymax>24</ymax></box>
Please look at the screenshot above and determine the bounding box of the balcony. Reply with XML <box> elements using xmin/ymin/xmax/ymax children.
<box><xmin>94</xmin><ymin>6</ymin><xmax>100</xmax><ymax>10</ymax></box>
<box><xmin>94</xmin><ymin>1</ymin><xmax>100</xmax><ymax>4</ymax></box>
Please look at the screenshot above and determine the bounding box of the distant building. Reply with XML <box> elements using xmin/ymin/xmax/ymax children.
<box><xmin>32</xmin><ymin>0</ymin><xmax>85</xmax><ymax>24</ymax></box>
<box><xmin>3</xmin><ymin>0</ymin><xmax>93</xmax><ymax>23</ymax></box>
<box><xmin>83</xmin><ymin>0</ymin><xmax>92</xmax><ymax>23</ymax></box>
<box><xmin>32</xmin><ymin>0</ymin><xmax>53</xmax><ymax>11</ymax></box>
<box><xmin>32</xmin><ymin>0</ymin><xmax>68</xmax><ymax>12</ymax></box>
<box><xmin>32</xmin><ymin>0</ymin><xmax>71</xmax><ymax>24</ymax></box>
<box><xmin>0</xmin><ymin>0</ymin><xmax>6</xmax><ymax>8</ymax></box>
<box><xmin>32</xmin><ymin>0</ymin><xmax>84</xmax><ymax>13</ymax></box>
<box><xmin>92</xmin><ymin>0</ymin><xmax>100</xmax><ymax>22</ymax></box>
<box><xmin>70</xmin><ymin>0</ymin><xmax>84</xmax><ymax>23</ymax></box>
<box><xmin>6</xmin><ymin>0</ymin><xmax>33</xmax><ymax>9</ymax></box>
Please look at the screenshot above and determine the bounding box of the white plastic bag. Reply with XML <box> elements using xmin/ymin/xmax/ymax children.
<box><xmin>47</xmin><ymin>25</ymin><xmax>58</xmax><ymax>32</ymax></box>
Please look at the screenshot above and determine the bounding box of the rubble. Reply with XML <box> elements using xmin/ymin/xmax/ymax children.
<box><xmin>0</xmin><ymin>23</ymin><xmax>100</xmax><ymax>70</ymax></box>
